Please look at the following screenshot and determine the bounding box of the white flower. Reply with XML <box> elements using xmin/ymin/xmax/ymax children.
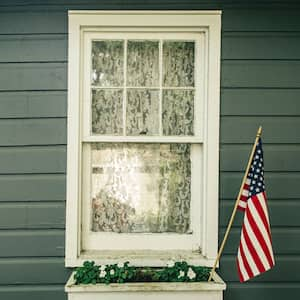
<box><xmin>167</xmin><ymin>260</ymin><xmax>175</xmax><ymax>268</ymax></box>
<box><xmin>100</xmin><ymin>265</ymin><xmax>106</xmax><ymax>271</ymax></box>
<box><xmin>99</xmin><ymin>270</ymin><xmax>106</xmax><ymax>278</ymax></box>
<box><xmin>110</xmin><ymin>269</ymin><xmax>115</xmax><ymax>276</ymax></box>
<box><xmin>117</xmin><ymin>262</ymin><xmax>124</xmax><ymax>268</ymax></box>
<box><xmin>187</xmin><ymin>268</ymin><xmax>196</xmax><ymax>280</ymax></box>
<box><xmin>178</xmin><ymin>270</ymin><xmax>185</xmax><ymax>278</ymax></box>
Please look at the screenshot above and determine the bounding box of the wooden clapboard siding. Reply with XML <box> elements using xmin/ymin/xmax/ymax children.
<box><xmin>220</xmin><ymin>144</ymin><xmax>300</xmax><ymax>171</ymax></box>
<box><xmin>221</xmin><ymin>116</ymin><xmax>300</xmax><ymax>144</ymax></box>
<box><xmin>0</xmin><ymin>2</ymin><xmax>298</xmax><ymax>300</ymax></box>
<box><xmin>224</xmin><ymin>283</ymin><xmax>300</xmax><ymax>300</ymax></box>
<box><xmin>0</xmin><ymin>230</ymin><xmax>65</xmax><ymax>257</ymax></box>
<box><xmin>0</xmin><ymin>119</ymin><xmax>66</xmax><ymax>146</ymax></box>
<box><xmin>0</xmin><ymin>35</ymin><xmax>67</xmax><ymax>63</ymax></box>
<box><xmin>220</xmin><ymin>172</ymin><xmax>300</xmax><ymax>199</ymax></box>
<box><xmin>219</xmin><ymin>228</ymin><xmax>300</xmax><ymax>255</ymax></box>
<box><xmin>0</xmin><ymin>146</ymin><xmax>66</xmax><ymax>174</ymax></box>
<box><xmin>0</xmin><ymin>63</ymin><xmax>67</xmax><ymax>91</ymax></box>
<box><xmin>0</xmin><ymin>258</ymin><xmax>70</xmax><ymax>284</ymax></box>
<box><xmin>0</xmin><ymin>202</ymin><xmax>65</xmax><ymax>229</ymax></box>
<box><xmin>222</xmin><ymin>61</ymin><xmax>300</xmax><ymax>88</ymax></box>
<box><xmin>220</xmin><ymin>200</ymin><xmax>300</xmax><ymax>228</ymax></box>
<box><xmin>0</xmin><ymin>92</ymin><xmax>67</xmax><ymax>118</ymax></box>
<box><xmin>0</xmin><ymin>285</ymin><xmax>65</xmax><ymax>300</ymax></box>
<box><xmin>221</xmin><ymin>89</ymin><xmax>300</xmax><ymax>116</ymax></box>
<box><xmin>0</xmin><ymin>174</ymin><xmax>66</xmax><ymax>201</ymax></box>
<box><xmin>222</xmin><ymin>32</ymin><xmax>300</xmax><ymax>60</ymax></box>
<box><xmin>219</xmin><ymin>256</ymin><xmax>300</xmax><ymax>282</ymax></box>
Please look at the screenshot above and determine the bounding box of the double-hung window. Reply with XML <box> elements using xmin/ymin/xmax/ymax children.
<box><xmin>66</xmin><ymin>11</ymin><xmax>221</xmax><ymax>267</ymax></box>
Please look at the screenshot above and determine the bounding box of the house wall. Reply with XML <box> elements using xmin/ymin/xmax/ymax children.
<box><xmin>0</xmin><ymin>1</ymin><xmax>299</xmax><ymax>299</ymax></box>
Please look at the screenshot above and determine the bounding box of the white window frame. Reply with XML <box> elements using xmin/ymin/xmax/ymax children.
<box><xmin>66</xmin><ymin>10</ymin><xmax>221</xmax><ymax>267</ymax></box>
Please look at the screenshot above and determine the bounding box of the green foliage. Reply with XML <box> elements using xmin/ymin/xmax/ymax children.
<box><xmin>74</xmin><ymin>261</ymin><xmax>211</xmax><ymax>285</ymax></box>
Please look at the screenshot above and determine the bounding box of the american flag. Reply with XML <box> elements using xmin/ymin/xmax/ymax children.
<box><xmin>237</xmin><ymin>138</ymin><xmax>275</xmax><ymax>282</ymax></box>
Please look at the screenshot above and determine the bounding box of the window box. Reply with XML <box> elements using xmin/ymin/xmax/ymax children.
<box><xmin>65</xmin><ymin>272</ymin><xmax>226</xmax><ymax>300</ymax></box>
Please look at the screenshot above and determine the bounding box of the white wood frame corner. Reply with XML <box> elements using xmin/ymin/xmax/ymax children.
<box><xmin>66</xmin><ymin>10</ymin><xmax>221</xmax><ymax>267</ymax></box>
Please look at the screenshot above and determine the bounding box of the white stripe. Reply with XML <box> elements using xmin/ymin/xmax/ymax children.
<box><xmin>237</xmin><ymin>248</ymin><xmax>249</xmax><ymax>281</ymax></box>
<box><xmin>248</xmin><ymin>196</ymin><xmax>274</xmax><ymax>265</ymax></box>
<box><xmin>256</xmin><ymin>193</ymin><xmax>275</xmax><ymax>264</ymax></box>
<box><xmin>238</xmin><ymin>200</ymin><xmax>247</xmax><ymax>208</ymax></box>
<box><xmin>244</xmin><ymin>213</ymin><xmax>270</xmax><ymax>270</ymax></box>
<box><xmin>240</xmin><ymin>230</ymin><xmax>259</xmax><ymax>276</ymax></box>
<box><xmin>245</xmin><ymin>178</ymin><xmax>251</xmax><ymax>185</ymax></box>
<box><xmin>257</xmin><ymin>193</ymin><xmax>271</xmax><ymax>230</ymax></box>
<box><xmin>242</xmin><ymin>189</ymin><xmax>249</xmax><ymax>197</ymax></box>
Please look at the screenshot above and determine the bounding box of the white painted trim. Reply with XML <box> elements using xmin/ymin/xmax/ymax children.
<box><xmin>65</xmin><ymin>15</ymin><xmax>81</xmax><ymax>265</ymax></box>
<box><xmin>68</xmin><ymin>10</ymin><xmax>222</xmax><ymax>16</ymax></box>
<box><xmin>66</xmin><ymin>10</ymin><xmax>221</xmax><ymax>267</ymax></box>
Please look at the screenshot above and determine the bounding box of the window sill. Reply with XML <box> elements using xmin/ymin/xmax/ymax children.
<box><xmin>66</xmin><ymin>250</ymin><xmax>217</xmax><ymax>268</ymax></box>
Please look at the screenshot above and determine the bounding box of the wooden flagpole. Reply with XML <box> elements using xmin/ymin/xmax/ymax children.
<box><xmin>208</xmin><ymin>126</ymin><xmax>263</xmax><ymax>282</ymax></box>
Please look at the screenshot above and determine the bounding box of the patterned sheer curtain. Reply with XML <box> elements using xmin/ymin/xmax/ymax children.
<box><xmin>89</xmin><ymin>39</ymin><xmax>195</xmax><ymax>234</ymax></box>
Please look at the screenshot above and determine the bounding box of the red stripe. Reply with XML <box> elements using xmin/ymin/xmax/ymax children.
<box><xmin>242</xmin><ymin>223</ymin><xmax>266</xmax><ymax>273</ymax></box>
<box><xmin>240</xmin><ymin>195</ymin><xmax>248</xmax><ymax>201</ymax></box>
<box><xmin>239</xmin><ymin>241</ymin><xmax>254</xmax><ymax>280</ymax></box>
<box><xmin>236</xmin><ymin>255</ymin><xmax>244</xmax><ymax>282</ymax></box>
<box><xmin>238</xmin><ymin>206</ymin><xmax>246</xmax><ymax>212</ymax></box>
<box><xmin>252</xmin><ymin>192</ymin><xmax>271</xmax><ymax>239</ymax></box>
<box><xmin>246</xmin><ymin>201</ymin><xmax>274</xmax><ymax>268</ymax></box>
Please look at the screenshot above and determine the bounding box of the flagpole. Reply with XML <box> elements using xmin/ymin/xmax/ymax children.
<box><xmin>208</xmin><ymin>126</ymin><xmax>263</xmax><ymax>282</ymax></box>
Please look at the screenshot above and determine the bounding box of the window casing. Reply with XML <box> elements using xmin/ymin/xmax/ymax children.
<box><xmin>66</xmin><ymin>11</ymin><xmax>221</xmax><ymax>267</ymax></box>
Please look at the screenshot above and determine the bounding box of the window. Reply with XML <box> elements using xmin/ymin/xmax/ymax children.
<box><xmin>66</xmin><ymin>11</ymin><xmax>221</xmax><ymax>267</ymax></box>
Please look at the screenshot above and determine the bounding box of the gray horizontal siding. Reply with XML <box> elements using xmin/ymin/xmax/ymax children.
<box><xmin>220</xmin><ymin>172</ymin><xmax>300</xmax><ymax>199</ymax></box>
<box><xmin>0</xmin><ymin>285</ymin><xmax>66</xmax><ymax>300</ymax></box>
<box><xmin>221</xmin><ymin>89</ymin><xmax>300</xmax><ymax>116</ymax></box>
<box><xmin>0</xmin><ymin>92</ymin><xmax>67</xmax><ymax>118</ymax></box>
<box><xmin>222</xmin><ymin>61</ymin><xmax>300</xmax><ymax>88</ymax></box>
<box><xmin>0</xmin><ymin>230</ymin><xmax>64</xmax><ymax>257</ymax></box>
<box><xmin>0</xmin><ymin>146</ymin><xmax>66</xmax><ymax>174</ymax></box>
<box><xmin>220</xmin><ymin>256</ymin><xmax>300</xmax><ymax>282</ymax></box>
<box><xmin>220</xmin><ymin>145</ymin><xmax>300</xmax><ymax>171</ymax></box>
<box><xmin>0</xmin><ymin>119</ymin><xmax>66</xmax><ymax>146</ymax></box>
<box><xmin>220</xmin><ymin>228</ymin><xmax>300</xmax><ymax>255</ymax></box>
<box><xmin>0</xmin><ymin>63</ymin><xmax>67</xmax><ymax>91</ymax></box>
<box><xmin>0</xmin><ymin>258</ymin><xmax>70</xmax><ymax>284</ymax></box>
<box><xmin>0</xmin><ymin>35</ymin><xmax>67</xmax><ymax>63</ymax></box>
<box><xmin>0</xmin><ymin>174</ymin><xmax>66</xmax><ymax>201</ymax></box>
<box><xmin>0</xmin><ymin>3</ymin><xmax>298</xmax><ymax>300</ymax></box>
<box><xmin>222</xmin><ymin>32</ymin><xmax>300</xmax><ymax>60</ymax></box>
<box><xmin>224</xmin><ymin>283</ymin><xmax>300</xmax><ymax>300</ymax></box>
<box><xmin>0</xmin><ymin>203</ymin><xmax>65</xmax><ymax>229</ymax></box>
<box><xmin>220</xmin><ymin>117</ymin><xmax>300</xmax><ymax>144</ymax></box>
<box><xmin>220</xmin><ymin>201</ymin><xmax>300</xmax><ymax>228</ymax></box>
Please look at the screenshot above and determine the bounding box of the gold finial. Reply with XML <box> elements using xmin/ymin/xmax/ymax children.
<box><xmin>257</xmin><ymin>126</ymin><xmax>262</xmax><ymax>137</ymax></box>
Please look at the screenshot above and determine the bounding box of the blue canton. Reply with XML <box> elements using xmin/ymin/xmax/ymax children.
<box><xmin>248</xmin><ymin>138</ymin><xmax>265</xmax><ymax>197</ymax></box>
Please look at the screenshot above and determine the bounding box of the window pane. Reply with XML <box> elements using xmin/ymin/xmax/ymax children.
<box><xmin>91</xmin><ymin>143</ymin><xmax>191</xmax><ymax>233</ymax></box>
<box><xmin>92</xmin><ymin>89</ymin><xmax>123</xmax><ymax>135</ymax></box>
<box><xmin>126</xmin><ymin>89</ymin><xmax>159</xmax><ymax>136</ymax></box>
<box><xmin>162</xmin><ymin>90</ymin><xmax>194</xmax><ymax>135</ymax></box>
<box><xmin>92</xmin><ymin>40</ymin><xmax>123</xmax><ymax>86</ymax></box>
<box><xmin>163</xmin><ymin>41</ymin><xmax>195</xmax><ymax>87</ymax></box>
<box><xmin>127</xmin><ymin>41</ymin><xmax>159</xmax><ymax>87</ymax></box>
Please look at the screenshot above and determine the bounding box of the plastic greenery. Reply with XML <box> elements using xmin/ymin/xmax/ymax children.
<box><xmin>74</xmin><ymin>261</ymin><xmax>211</xmax><ymax>285</ymax></box>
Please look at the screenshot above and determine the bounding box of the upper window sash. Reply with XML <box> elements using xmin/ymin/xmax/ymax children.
<box><xmin>81</xmin><ymin>32</ymin><xmax>204</xmax><ymax>143</ymax></box>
